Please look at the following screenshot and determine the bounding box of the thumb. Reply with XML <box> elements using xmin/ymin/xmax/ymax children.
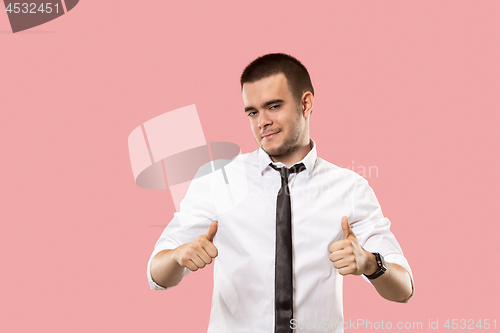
<box><xmin>341</xmin><ymin>216</ymin><xmax>355</xmax><ymax>239</ymax></box>
<box><xmin>205</xmin><ymin>221</ymin><xmax>218</xmax><ymax>242</ymax></box>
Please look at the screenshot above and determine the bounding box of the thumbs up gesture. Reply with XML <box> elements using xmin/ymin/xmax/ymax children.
<box><xmin>329</xmin><ymin>216</ymin><xmax>377</xmax><ymax>276</ymax></box>
<box><xmin>174</xmin><ymin>221</ymin><xmax>219</xmax><ymax>272</ymax></box>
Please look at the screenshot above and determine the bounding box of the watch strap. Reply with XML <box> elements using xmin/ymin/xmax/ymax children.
<box><xmin>363</xmin><ymin>252</ymin><xmax>386</xmax><ymax>280</ymax></box>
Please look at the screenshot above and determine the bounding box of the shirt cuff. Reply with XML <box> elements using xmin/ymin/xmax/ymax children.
<box><xmin>147</xmin><ymin>243</ymin><xmax>190</xmax><ymax>290</ymax></box>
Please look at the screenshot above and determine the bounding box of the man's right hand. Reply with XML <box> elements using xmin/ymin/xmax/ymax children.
<box><xmin>173</xmin><ymin>221</ymin><xmax>219</xmax><ymax>271</ymax></box>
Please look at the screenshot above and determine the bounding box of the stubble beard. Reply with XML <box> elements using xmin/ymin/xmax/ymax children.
<box><xmin>260</xmin><ymin>116</ymin><xmax>303</xmax><ymax>160</ymax></box>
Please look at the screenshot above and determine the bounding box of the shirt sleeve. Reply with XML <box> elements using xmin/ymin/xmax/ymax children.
<box><xmin>147</xmin><ymin>170</ymin><xmax>217</xmax><ymax>290</ymax></box>
<box><xmin>349</xmin><ymin>176</ymin><xmax>414</xmax><ymax>301</ymax></box>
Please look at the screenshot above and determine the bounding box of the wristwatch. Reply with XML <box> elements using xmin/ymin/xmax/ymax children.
<box><xmin>363</xmin><ymin>252</ymin><xmax>387</xmax><ymax>280</ymax></box>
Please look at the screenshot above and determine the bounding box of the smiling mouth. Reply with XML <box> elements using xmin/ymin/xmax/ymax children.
<box><xmin>262</xmin><ymin>131</ymin><xmax>280</xmax><ymax>139</ymax></box>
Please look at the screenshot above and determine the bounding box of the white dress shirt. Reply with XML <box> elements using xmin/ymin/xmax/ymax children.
<box><xmin>147</xmin><ymin>140</ymin><xmax>413</xmax><ymax>333</ymax></box>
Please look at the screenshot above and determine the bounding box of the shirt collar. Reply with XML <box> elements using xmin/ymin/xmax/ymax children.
<box><xmin>258</xmin><ymin>139</ymin><xmax>317</xmax><ymax>176</ymax></box>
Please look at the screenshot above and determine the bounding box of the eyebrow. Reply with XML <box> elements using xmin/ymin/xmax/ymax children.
<box><xmin>244</xmin><ymin>99</ymin><xmax>284</xmax><ymax>112</ymax></box>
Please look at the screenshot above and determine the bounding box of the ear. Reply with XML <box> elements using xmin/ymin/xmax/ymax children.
<box><xmin>300</xmin><ymin>91</ymin><xmax>314</xmax><ymax>119</ymax></box>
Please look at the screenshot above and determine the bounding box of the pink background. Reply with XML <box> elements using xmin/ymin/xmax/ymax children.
<box><xmin>1</xmin><ymin>1</ymin><xmax>499</xmax><ymax>332</ymax></box>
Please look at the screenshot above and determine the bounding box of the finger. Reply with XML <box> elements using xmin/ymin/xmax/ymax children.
<box><xmin>178</xmin><ymin>254</ymin><xmax>201</xmax><ymax>271</ymax></box>
<box><xmin>189</xmin><ymin>255</ymin><xmax>206</xmax><ymax>269</ymax></box>
<box><xmin>205</xmin><ymin>221</ymin><xmax>218</xmax><ymax>242</ymax></box>
<box><xmin>330</xmin><ymin>255</ymin><xmax>355</xmax><ymax>268</ymax></box>
<box><xmin>341</xmin><ymin>216</ymin><xmax>355</xmax><ymax>239</ymax></box>
<box><xmin>204</xmin><ymin>242</ymin><xmax>218</xmax><ymax>258</ymax></box>
<box><xmin>329</xmin><ymin>251</ymin><xmax>351</xmax><ymax>263</ymax></box>
<box><xmin>183</xmin><ymin>260</ymin><xmax>199</xmax><ymax>272</ymax></box>
<box><xmin>329</xmin><ymin>239</ymin><xmax>350</xmax><ymax>253</ymax></box>
<box><xmin>332</xmin><ymin>260</ymin><xmax>349</xmax><ymax>270</ymax></box>
<box><xmin>197</xmin><ymin>251</ymin><xmax>213</xmax><ymax>265</ymax></box>
<box><xmin>337</xmin><ymin>263</ymin><xmax>356</xmax><ymax>276</ymax></box>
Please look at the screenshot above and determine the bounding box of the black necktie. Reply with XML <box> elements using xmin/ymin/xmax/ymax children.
<box><xmin>270</xmin><ymin>162</ymin><xmax>306</xmax><ymax>333</ymax></box>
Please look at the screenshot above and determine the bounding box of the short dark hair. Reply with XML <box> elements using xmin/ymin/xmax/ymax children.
<box><xmin>240</xmin><ymin>53</ymin><xmax>314</xmax><ymax>103</ymax></box>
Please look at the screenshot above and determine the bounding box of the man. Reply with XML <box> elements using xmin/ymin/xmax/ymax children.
<box><xmin>148</xmin><ymin>53</ymin><xmax>414</xmax><ymax>332</ymax></box>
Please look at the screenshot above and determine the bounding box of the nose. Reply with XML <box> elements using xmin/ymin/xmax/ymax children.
<box><xmin>258</xmin><ymin>111</ymin><xmax>272</xmax><ymax>129</ymax></box>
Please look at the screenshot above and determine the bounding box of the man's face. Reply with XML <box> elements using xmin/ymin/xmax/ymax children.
<box><xmin>242</xmin><ymin>73</ymin><xmax>306</xmax><ymax>159</ymax></box>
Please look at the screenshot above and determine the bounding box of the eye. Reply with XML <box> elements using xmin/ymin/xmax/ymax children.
<box><xmin>270</xmin><ymin>104</ymin><xmax>280</xmax><ymax>110</ymax></box>
<box><xmin>247</xmin><ymin>111</ymin><xmax>257</xmax><ymax>117</ymax></box>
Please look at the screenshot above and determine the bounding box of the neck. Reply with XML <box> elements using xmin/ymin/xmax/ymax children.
<box><xmin>270</xmin><ymin>139</ymin><xmax>312</xmax><ymax>167</ymax></box>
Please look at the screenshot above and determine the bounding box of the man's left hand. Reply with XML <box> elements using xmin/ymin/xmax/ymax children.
<box><xmin>329</xmin><ymin>216</ymin><xmax>378</xmax><ymax>276</ymax></box>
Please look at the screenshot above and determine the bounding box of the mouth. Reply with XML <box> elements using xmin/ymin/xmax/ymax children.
<box><xmin>262</xmin><ymin>131</ymin><xmax>280</xmax><ymax>139</ymax></box>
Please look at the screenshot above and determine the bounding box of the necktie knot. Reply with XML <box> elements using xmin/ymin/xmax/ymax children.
<box><xmin>270</xmin><ymin>163</ymin><xmax>306</xmax><ymax>182</ymax></box>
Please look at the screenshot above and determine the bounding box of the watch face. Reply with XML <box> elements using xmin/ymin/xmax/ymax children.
<box><xmin>376</xmin><ymin>253</ymin><xmax>386</xmax><ymax>269</ymax></box>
